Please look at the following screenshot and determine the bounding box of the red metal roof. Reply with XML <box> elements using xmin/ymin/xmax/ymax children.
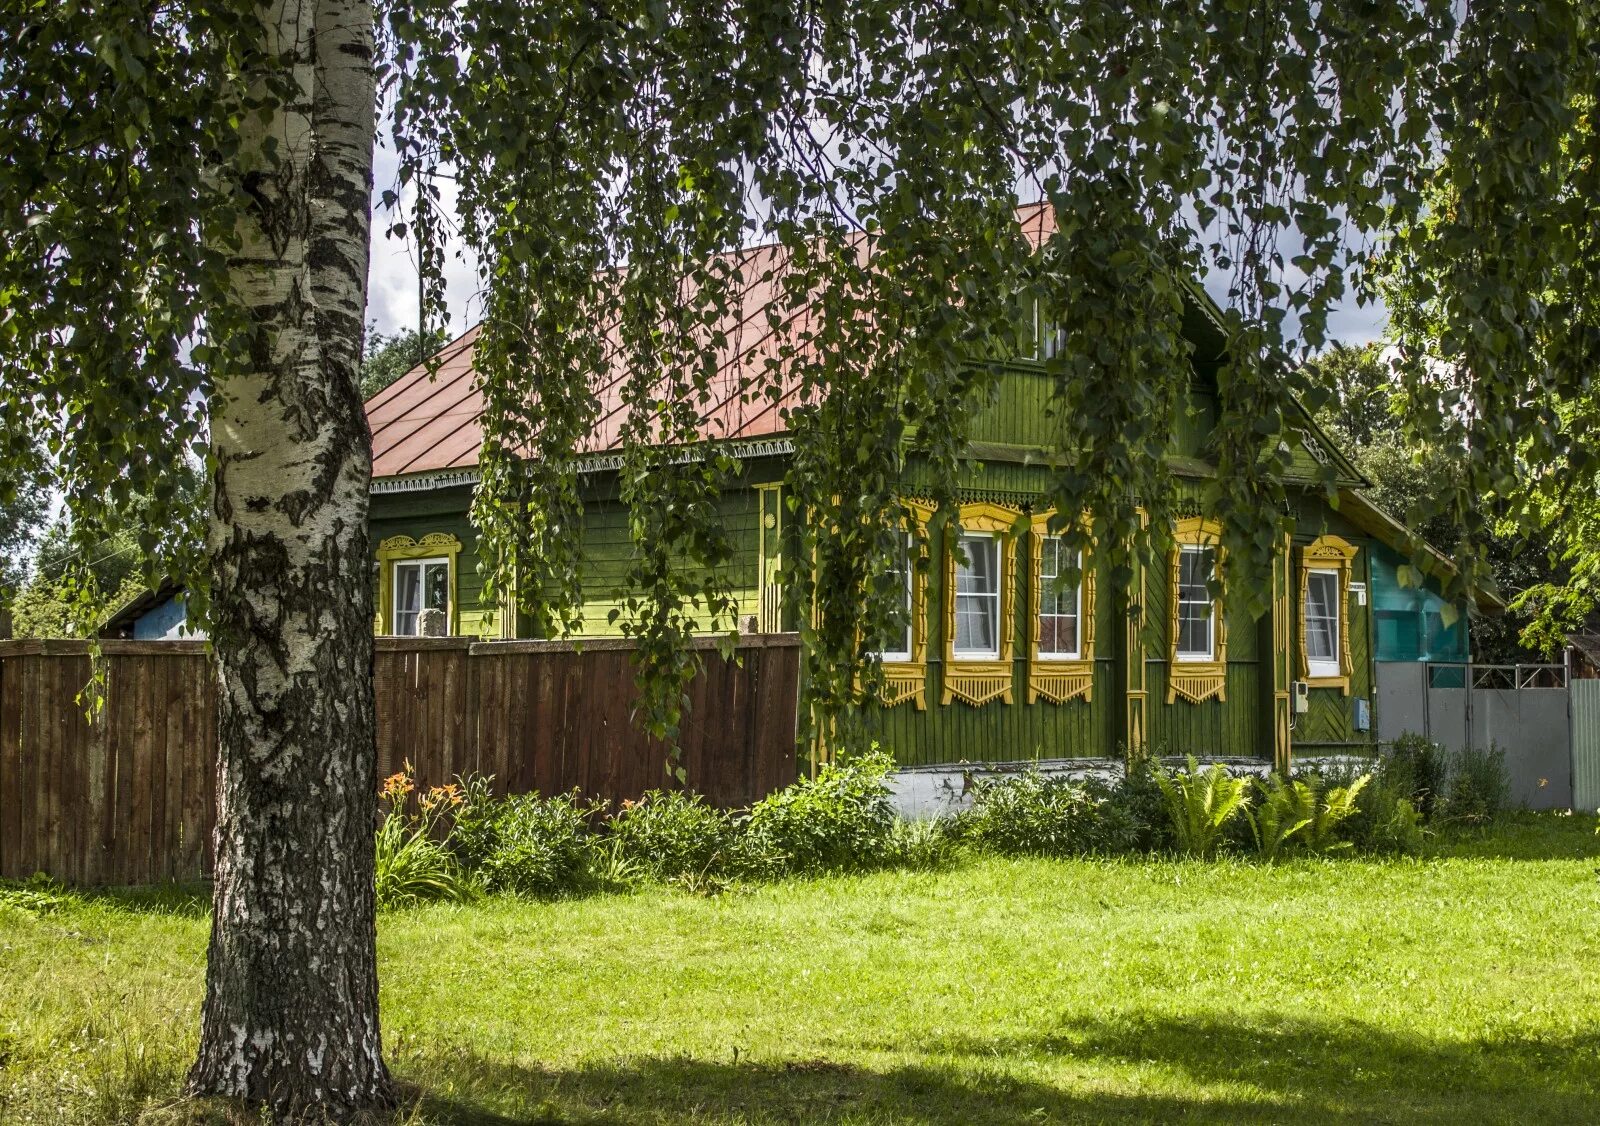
<box><xmin>367</xmin><ymin>205</ymin><xmax>1058</xmax><ymax>480</ymax></box>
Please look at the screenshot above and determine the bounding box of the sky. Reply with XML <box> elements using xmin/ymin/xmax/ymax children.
<box><xmin>364</xmin><ymin>141</ymin><xmax>1391</xmax><ymax>350</ymax></box>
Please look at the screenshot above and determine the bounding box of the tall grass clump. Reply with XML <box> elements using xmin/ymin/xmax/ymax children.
<box><xmin>1443</xmin><ymin>744</ymin><xmax>1512</xmax><ymax>826</ymax></box>
<box><xmin>1386</xmin><ymin>732</ymin><xmax>1449</xmax><ymax>820</ymax></box>
<box><xmin>740</xmin><ymin>747</ymin><xmax>898</xmax><ymax>876</ymax></box>
<box><xmin>374</xmin><ymin>766</ymin><xmax>474</xmax><ymax>909</ymax></box>
<box><xmin>1156</xmin><ymin>756</ymin><xmax>1251</xmax><ymax>856</ymax></box>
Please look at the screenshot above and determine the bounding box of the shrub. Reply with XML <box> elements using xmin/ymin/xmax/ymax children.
<box><xmin>608</xmin><ymin>790</ymin><xmax>738</xmax><ymax>883</ymax></box>
<box><xmin>1304</xmin><ymin>773</ymin><xmax>1369</xmax><ymax>851</ymax></box>
<box><xmin>740</xmin><ymin>747</ymin><xmax>898</xmax><ymax>876</ymax></box>
<box><xmin>1386</xmin><ymin>733</ymin><xmax>1449</xmax><ymax>821</ymax></box>
<box><xmin>374</xmin><ymin>768</ymin><xmax>473</xmax><ymax>909</ymax></box>
<box><xmin>459</xmin><ymin>788</ymin><xmax>602</xmax><ymax>898</ymax></box>
<box><xmin>1443</xmin><ymin>744</ymin><xmax>1511</xmax><ymax>826</ymax></box>
<box><xmin>1100</xmin><ymin>757</ymin><xmax>1175</xmax><ymax>852</ymax></box>
<box><xmin>958</xmin><ymin>771</ymin><xmax>1114</xmax><ymax>857</ymax></box>
<box><xmin>1155</xmin><ymin>756</ymin><xmax>1251</xmax><ymax>857</ymax></box>
<box><xmin>1310</xmin><ymin>757</ymin><xmax>1426</xmax><ymax>855</ymax></box>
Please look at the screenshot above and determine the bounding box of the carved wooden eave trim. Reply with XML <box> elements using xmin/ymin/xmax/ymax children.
<box><xmin>369</xmin><ymin>437</ymin><xmax>797</xmax><ymax>494</ymax></box>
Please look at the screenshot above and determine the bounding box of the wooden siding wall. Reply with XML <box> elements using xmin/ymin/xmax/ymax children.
<box><xmin>0</xmin><ymin>635</ymin><xmax>799</xmax><ymax>886</ymax></box>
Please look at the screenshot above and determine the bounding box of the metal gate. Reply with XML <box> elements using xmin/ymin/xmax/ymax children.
<box><xmin>1375</xmin><ymin>662</ymin><xmax>1573</xmax><ymax>810</ymax></box>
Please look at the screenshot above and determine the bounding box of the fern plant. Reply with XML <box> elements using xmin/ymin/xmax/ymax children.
<box><xmin>1248</xmin><ymin>776</ymin><xmax>1316</xmax><ymax>861</ymax></box>
<box><xmin>1306</xmin><ymin>773</ymin><xmax>1369</xmax><ymax>852</ymax></box>
<box><xmin>1155</xmin><ymin>756</ymin><xmax>1251</xmax><ymax>857</ymax></box>
<box><xmin>1249</xmin><ymin>771</ymin><xmax>1372</xmax><ymax>859</ymax></box>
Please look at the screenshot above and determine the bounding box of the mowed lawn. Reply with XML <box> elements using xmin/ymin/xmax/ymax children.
<box><xmin>4</xmin><ymin>814</ymin><xmax>1600</xmax><ymax>1125</ymax></box>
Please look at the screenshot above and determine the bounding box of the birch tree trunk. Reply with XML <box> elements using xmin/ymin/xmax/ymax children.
<box><xmin>186</xmin><ymin>0</ymin><xmax>390</xmax><ymax>1117</ymax></box>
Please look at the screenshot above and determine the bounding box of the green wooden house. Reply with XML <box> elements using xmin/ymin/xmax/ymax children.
<box><xmin>364</xmin><ymin>229</ymin><xmax>1478</xmax><ymax>774</ymax></box>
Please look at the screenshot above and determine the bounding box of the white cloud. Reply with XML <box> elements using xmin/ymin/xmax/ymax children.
<box><xmin>365</xmin><ymin>140</ymin><xmax>482</xmax><ymax>341</ymax></box>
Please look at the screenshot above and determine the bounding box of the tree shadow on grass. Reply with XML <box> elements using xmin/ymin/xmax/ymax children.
<box><xmin>404</xmin><ymin>1014</ymin><xmax>1600</xmax><ymax>1125</ymax></box>
<box><xmin>405</xmin><ymin>1052</ymin><xmax>1282</xmax><ymax>1125</ymax></box>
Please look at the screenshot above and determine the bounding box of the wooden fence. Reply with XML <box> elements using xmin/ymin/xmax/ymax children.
<box><xmin>0</xmin><ymin>634</ymin><xmax>800</xmax><ymax>886</ymax></box>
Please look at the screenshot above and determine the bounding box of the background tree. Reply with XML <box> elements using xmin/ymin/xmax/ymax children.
<box><xmin>3</xmin><ymin>1</ymin><xmax>1598</xmax><ymax>1120</ymax></box>
<box><xmin>0</xmin><ymin>459</ymin><xmax>49</xmax><ymax>602</ymax></box>
<box><xmin>1304</xmin><ymin>343</ymin><xmax>1565</xmax><ymax>663</ymax></box>
<box><xmin>361</xmin><ymin>322</ymin><xmax>447</xmax><ymax>399</ymax></box>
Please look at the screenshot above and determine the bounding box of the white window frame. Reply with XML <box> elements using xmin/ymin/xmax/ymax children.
<box><xmin>953</xmin><ymin>532</ymin><xmax>1002</xmax><ymax>661</ymax></box>
<box><xmin>391</xmin><ymin>556</ymin><xmax>451</xmax><ymax>636</ymax></box>
<box><xmin>1028</xmin><ymin>298</ymin><xmax>1064</xmax><ymax>361</ymax></box>
<box><xmin>1304</xmin><ymin>567</ymin><xmax>1342</xmax><ymax>679</ymax></box>
<box><xmin>1174</xmin><ymin>544</ymin><xmax>1217</xmax><ymax>662</ymax></box>
<box><xmin>1036</xmin><ymin>535</ymin><xmax>1082</xmax><ymax>661</ymax></box>
<box><xmin>879</xmin><ymin>533</ymin><xmax>914</xmax><ymax>664</ymax></box>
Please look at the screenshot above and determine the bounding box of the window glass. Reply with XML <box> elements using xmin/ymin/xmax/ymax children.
<box><xmin>1305</xmin><ymin>569</ymin><xmax>1340</xmax><ymax>673</ymax></box>
<box><xmin>1038</xmin><ymin>536</ymin><xmax>1080</xmax><ymax>658</ymax></box>
<box><xmin>954</xmin><ymin>533</ymin><xmax>1000</xmax><ymax>658</ymax></box>
<box><xmin>1175</xmin><ymin>546</ymin><xmax>1216</xmax><ymax>660</ymax></box>
<box><xmin>393</xmin><ymin>558</ymin><xmax>450</xmax><ymax>636</ymax></box>
<box><xmin>1030</xmin><ymin>299</ymin><xmax>1064</xmax><ymax>360</ymax></box>
<box><xmin>881</xmin><ymin>534</ymin><xmax>913</xmax><ymax>661</ymax></box>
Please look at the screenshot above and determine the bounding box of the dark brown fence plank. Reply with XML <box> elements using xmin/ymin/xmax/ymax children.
<box><xmin>0</xmin><ymin>653</ymin><xmax>18</xmax><ymax>877</ymax></box>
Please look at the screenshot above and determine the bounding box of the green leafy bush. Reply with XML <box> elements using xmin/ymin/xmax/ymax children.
<box><xmin>956</xmin><ymin>759</ymin><xmax>1175</xmax><ymax>859</ymax></box>
<box><xmin>608</xmin><ymin>790</ymin><xmax>738</xmax><ymax>883</ymax></box>
<box><xmin>1101</xmin><ymin>757</ymin><xmax>1176</xmax><ymax>852</ymax></box>
<box><xmin>740</xmin><ymin>748</ymin><xmax>898</xmax><ymax>876</ymax></box>
<box><xmin>1386</xmin><ymin>733</ymin><xmax>1449</xmax><ymax>821</ymax></box>
<box><xmin>458</xmin><ymin>787</ymin><xmax>602</xmax><ymax>898</ymax></box>
<box><xmin>1248</xmin><ymin>776</ymin><xmax>1316</xmax><ymax>861</ymax></box>
<box><xmin>1155</xmin><ymin>756</ymin><xmax>1251</xmax><ymax>857</ymax></box>
<box><xmin>1311</xmin><ymin>758</ymin><xmax>1426</xmax><ymax>854</ymax></box>
<box><xmin>1443</xmin><ymin>744</ymin><xmax>1511</xmax><ymax>826</ymax></box>
<box><xmin>958</xmin><ymin>771</ymin><xmax>1113</xmax><ymax>857</ymax></box>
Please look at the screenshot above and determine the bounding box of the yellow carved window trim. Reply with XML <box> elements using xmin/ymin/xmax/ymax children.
<box><xmin>880</xmin><ymin>501</ymin><xmax>935</xmax><ymax>710</ymax></box>
<box><xmin>1028</xmin><ymin>510</ymin><xmax>1097</xmax><ymax>704</ymax></box>
<box><xmin>1299</xmin><ymin>533</ymin><xmax>1358</xmax><ymax>695</ymax></box>
<box><xmin>942</xmin><ymin>501</ymin><xmax>1020</xmax><ymax>707</ymax></box>
<box><xmin>1167</xmin><ymin>516</ymin><xmax>1228</xmax><ymax>704</ymax></box>
<box><xmin>376</xmin><ymin>533</ymin><xmax>463</xmax><ymax>636</ymax></box>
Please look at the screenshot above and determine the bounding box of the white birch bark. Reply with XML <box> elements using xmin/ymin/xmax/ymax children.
<box><xmin>186</xmin><ymin>0</ymin><xmax>390</xmax><ymax>1116</ymax></box>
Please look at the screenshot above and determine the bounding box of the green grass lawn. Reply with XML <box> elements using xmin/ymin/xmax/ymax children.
<box><xmin>3</xmin><ymin>812</ymin><xmax>1600</xmax><ymax>1125</ymax></box>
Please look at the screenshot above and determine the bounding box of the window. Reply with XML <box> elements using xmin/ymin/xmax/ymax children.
<box><xmin>392</xmin><ymin>557</ymin><xmax>451</xmax><ymax>636</ymax></box>
<box><xmin>1304</xmin><ymin>569</ymin><xmax>1341</xmax><ymax>678</ymax></box>
<box><xmin>1027</xmin><ymin>511</ymin><xmax>1096</xmax><ymax>705</ymax></box>
<box><xmin>1175</xmin><ymin>545</ymin><xmax>1217</xmax><ymax>661</ymax></box>
<box><xmin>1298</xmin><ymin>534</ymin><xmax>1358</xmax><ymax>691</ymax></box>
<box><xmin>880</xmin><ymin>534</ymin><xmax>914</xmax><ymax>663</ymax></box>
<box><xmin>1036</xmin><ymin>536</ymin><xmax>1081</xmax><ymax>660</ymax></box>
<box><xmin>942</xmin><ymin>503</ymin><xmax>1019</xmax><ymax>707</ymax></box>
<box><xmin>1028</xmin><ymin>298</ymin><xmax>1064</xmax><ymax>360</ymax></box>
<box><xmin>953</xmin><ymin>533</ymin><xmax>1001</xmax><ymax>659</ymax></box>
